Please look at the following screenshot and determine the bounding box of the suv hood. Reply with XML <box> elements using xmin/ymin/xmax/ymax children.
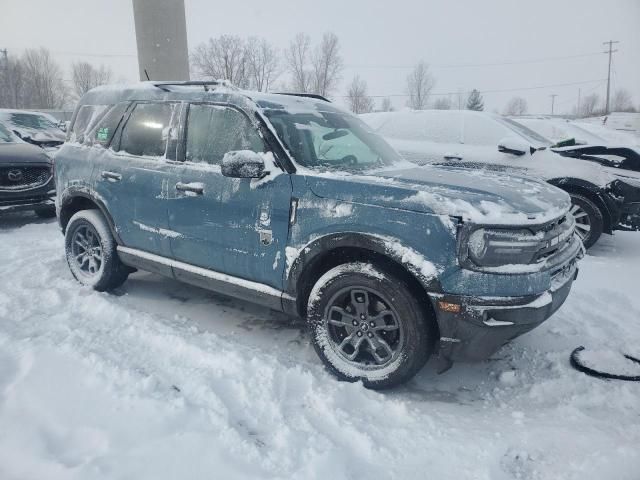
<box><xmin>305</xmin><ymin>164</ymin><xmax>571</xmax><ymax>225</ymax></box>
<box><xmin>0</xmin><ymin>142</ymin><xmax>52</xmax><ymax>164</ymax></box>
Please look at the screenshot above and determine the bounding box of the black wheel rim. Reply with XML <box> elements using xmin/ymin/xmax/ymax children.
<box><xmin>323</xmin><ymin>286</ymin><xmax>405</xmax><ymax>369</ymax></box>
<box><xmin>570</xmin><ymin>203</ymin><xmax>591</xmax><ymax>243</ymax></box>
<box><xmin>70</xmin><ymin>223</ymin><xmax>103</xmax><ymax>277</ymax></box>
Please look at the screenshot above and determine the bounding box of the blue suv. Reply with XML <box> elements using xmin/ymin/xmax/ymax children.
<box><xmin>55</xmin><ymin>81</ymin><xmax>583</xmax><ymax>388</ymax></box>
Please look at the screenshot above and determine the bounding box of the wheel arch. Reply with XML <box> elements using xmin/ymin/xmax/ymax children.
<box><xmin>59</xmin><ymin>190</ymin><xmax>122</xmax><ymax>243</ymax></box>
<box><xmin>547</xmin><ymin>177</ymin><xmax>613</xmax><ymax>234</ymax></box>
<box><xmin>286</xmin><ymin>233</ymin><xmax>442</xmax><ymax>336</ymax></box>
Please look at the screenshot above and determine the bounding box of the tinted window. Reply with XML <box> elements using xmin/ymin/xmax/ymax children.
<box><xmin>185</xmin><ymin>104</ymin><xmax>265</xmax><ymax>165</ymax></box>
<box><xmin>89</xmin><ymin>103</ymin><xmax>129</xmax><ymax>147</ymax></box>
<box><xmin>119</xmin><ymin>103</ymin><xmax>175</xmax><ymax>157</ymax></box>
<box><xmin>4</xmin><ymin>112</ymin><xmax>59</xmax><ymax>131</ymax></box>
<box><xmin>70</xmin><ymin>104</ymin><xmax>108</xmax><ymax>143</ymax></box>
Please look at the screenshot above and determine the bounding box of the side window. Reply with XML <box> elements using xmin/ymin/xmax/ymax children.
<box><xmin>118</xmin><ymin>103</ymin><xmax>175</xmax><ymax>157</ymax></box>
<box><xmin>70</xmin><ymin>105</ymin><xmax>108</xmax><ymax>143</ymax></box>
<box><xmin>185</xmin><ymin>104</ymin><xmax>265</xmax><ymax>165</ymax></box>
<box><xmin>89</xmin><ymin>103</ymin><xmax>129</xmax><ymax>147</ymax></box>
<box><xmin>463</xmin><ymin>115</ymin><xmax>510</xmax><ymax>146</ymax></box>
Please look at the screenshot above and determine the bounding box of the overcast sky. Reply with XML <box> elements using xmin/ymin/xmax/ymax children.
<box><xmin>2</xmin><ymin>0</ymin><xmax>638</xmax><ymax>114</ymax></box>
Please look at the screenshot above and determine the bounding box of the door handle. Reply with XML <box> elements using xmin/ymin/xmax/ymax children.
<box><xmin>175</xmin><ymin>182</ymin><xmax>204</xmax><ymax>195</ymax></box>
<box><xmin>443</xmin><ymin>154</ymin><xmax>463</xmax><ymax>161</ymax></box>
<box><xmin>101</xmin><ymin>171</ymin><xmax>122</xmax><ymax>182</ymax></box>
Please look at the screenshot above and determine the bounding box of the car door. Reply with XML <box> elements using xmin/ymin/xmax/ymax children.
<box><xmin>92</xmin><ymin>101</ymin><xmax>182</xmax><ymax>257</ymax></box>
<box><xmin>166</xmin><ymin>102</ymin><xmax>292</xmax><ymax>289</ymax></box>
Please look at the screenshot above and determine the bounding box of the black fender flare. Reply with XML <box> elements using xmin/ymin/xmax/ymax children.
<box><xmin>285</xmin><ymin>231</ymin><xmax>443</xmax><ymax>300</ymax></box>
<box><xmin>58</xmin><ymin>188</ymin><xmax>122</xmax><ymax>244</ymax></box>
<box><xmin>547</xmin><ymin>177</ymin><xmax>615</xmax><ymax>233</ymax></box>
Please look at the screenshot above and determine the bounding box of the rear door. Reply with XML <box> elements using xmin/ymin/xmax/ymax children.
<box><xmin>166</xmin><ymin>102</ymin><xmax>292</xmax><ymax>289</ymax></box>
<box><xmin>92</xmin><ymin>101</ymin><xmax>182</xmax><ymax>257</ymax></box>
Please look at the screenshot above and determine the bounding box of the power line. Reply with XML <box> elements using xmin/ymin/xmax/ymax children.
<box><xmin>335</xmin><ymin>78</ymin><xmax>607</xmax><ymax>99</ymax></box>
<box><xmin>4</xmin><ymin>47</ymin><xmax>137</xmax><ymax>59</ymax></box>
<box><xmin>345</xmin><ymin>51</ymin><xmax>604</xmax><ymax>70</ymax></box>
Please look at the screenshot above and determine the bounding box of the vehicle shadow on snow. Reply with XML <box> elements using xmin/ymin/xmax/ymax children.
<box><xmin>0</xmin><ymin>211</ymin><xmax>56</xmax><ymax>230</ymax></box>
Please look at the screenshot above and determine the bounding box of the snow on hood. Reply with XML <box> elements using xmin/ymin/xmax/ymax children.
<box><xmin>305</xmin><ymin>164</ymin><xmax>570</xmax><ymax>225</ymax></box>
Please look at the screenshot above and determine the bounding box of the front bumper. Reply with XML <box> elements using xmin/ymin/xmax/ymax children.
<box><xmin>430</xmin><ymin>258</ymin><xmax>579</xmax><ymax>363</ymax></box>
<box><xmin>0</xmin><ymin>181</ymin><xmax>56</xmax><ymax>214</ymax></box>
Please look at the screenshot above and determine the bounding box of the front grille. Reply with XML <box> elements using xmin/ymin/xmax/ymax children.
<box><xmin>532</xmin><ymin>214</ymin><xmax>576</xmax><ymax>264</ymax></box>
<box><xmin>0</xmin><ymin>166</ymin><xmax>51</xmax><ymax>190</ymax></box>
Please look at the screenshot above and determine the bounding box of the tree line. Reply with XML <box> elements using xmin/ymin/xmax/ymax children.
<box><xmin>1</xmin><ymin>38</ymin><xmax>637</xmax><ymax>117</ymax></box>
<box><xmin>0</xmin><ymin>47</ymin><xmax>114</xmax><ymax>110</ymax></box>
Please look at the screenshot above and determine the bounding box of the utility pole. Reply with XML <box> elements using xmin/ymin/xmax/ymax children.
<box><xmin>576</xmin><ymin>88</ymin><xmax>581</xmax><ymax>117</ymax></box>
<box><xmin>550</xmin><ymin>94</ymin><xmax>558</xmax><ymax>115</ymax></box>
<box><xmin>603</xmin><ymin>40</ymin><xmax>619</xmax><ymax>115</ymax></box>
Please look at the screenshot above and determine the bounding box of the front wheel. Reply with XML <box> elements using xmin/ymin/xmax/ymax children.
<box><xmin>569</xmin><ymin>194</ymin><xmax>603</xmax><ymax>249</ymax></box>
<box><xmin>307</xmin><ymin>263</ymin><xmax>435</xmax><ymax>389</ymax></box>
<box><xmin>65</xmin><ymin>209</ymin><xmax>129</xmax><ymax>291</ymax></box>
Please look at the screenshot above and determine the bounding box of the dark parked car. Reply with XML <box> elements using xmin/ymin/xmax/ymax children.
<box><xmin>0</xmin><ymin>109</ymin><xmax>66</xmax><ymax>153</ymax></box>
<box><xmin>55</xmin><ymin>81</ymin><xmax>583</xmax><ymax>388</ymax></box>
<box><xmin>0</xmin><ymin>122</ymin><xmax>56</xmax><ymax>217</ymax></box>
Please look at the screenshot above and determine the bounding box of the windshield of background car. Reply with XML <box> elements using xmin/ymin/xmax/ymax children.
<box><xmin>262</xmin><ymin>102</ymin><xmax>403</xmax><ymax>171</ymax></box>
<box><xmin>1</xmin><ymin>112</ymin><xmax>59</xmax><ymax>132</ymax></box>
<box><xmin>498</xmin><ymin>117</ymin><xmax>553</xmax><ymax>148</ymax></box>
<box><xmin>0</xmin><ymin>123</ymin><xmax>17</xmax><ymax>143</ymax></box>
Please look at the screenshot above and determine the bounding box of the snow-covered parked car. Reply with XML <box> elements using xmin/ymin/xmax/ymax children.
<box><xmin>0</xmin><ymin>109</ymin><xmax>66</xmax><ymax>153</ymax></box>
<box><xmin>0</xmin><ymin>122</ymin><xmax>56</xmax><ymax>217</ymax></box>
<box><xmin>362</xmin><ymin>110</ymin><xmax>640</xmax><ymax>248</ymax></box>
<box><xmin>54</xmin><ymin>81</ymin><xmax>585</xmax><ymax>388</ymax></box>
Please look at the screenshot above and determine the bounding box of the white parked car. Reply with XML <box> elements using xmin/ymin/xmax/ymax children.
<box><xmin>362</xmin><ymin>110</ymin><xmax>640</xmax><ymax>248</ymax></box>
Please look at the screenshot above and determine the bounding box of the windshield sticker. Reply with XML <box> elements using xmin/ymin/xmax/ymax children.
<box><xmin>97</xmin><ymin>127</ymin><xmax>109</xmax><ymax>142</ymax></box>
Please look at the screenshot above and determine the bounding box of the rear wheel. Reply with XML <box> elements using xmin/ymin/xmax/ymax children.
<box><xmin>307</xmin><ymin>263</ymin><xmax>435</xmax><ymax>389</ymax></box>
<box><xmin>569</xmin><ymin>194</ymin><xmax>603</xmax><ymax>249</ymax></box>
<box><xmin>65</xmin><ymin>209</ymin><xmax>129</xmax><ymax>291</ymax></box>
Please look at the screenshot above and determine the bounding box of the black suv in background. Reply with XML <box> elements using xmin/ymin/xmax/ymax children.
<box><xmin>0</xmin><ymin>122</ymin><xmax>56</xmax><ymax>217</ymax></box>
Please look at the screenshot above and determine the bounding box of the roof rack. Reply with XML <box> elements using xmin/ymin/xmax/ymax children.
<box><xmin>152</xmin><ymin>80</ymin><xmax>238</xmax><ymax>92</ymax></box>
<box><xmin>273</xmin><ymin>92</ymin><xmax>331</xmax><ymax>103</ymax></box>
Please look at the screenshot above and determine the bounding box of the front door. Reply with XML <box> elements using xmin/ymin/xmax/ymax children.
<box><xmin>167</xmin><ymin>103</ymin><xmax>292</xmax><ymax>289</ymax></box>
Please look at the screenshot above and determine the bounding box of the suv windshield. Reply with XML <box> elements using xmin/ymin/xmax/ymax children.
<box><xmin>0</xmin><ymin>112</ymin><xmax>59</xmax><ymax>131</ymax></box>
<box><xmin>498</xmin><ymin>117</ymin><xmax>553</xmax><ymax>148</ymax></box>
<box><xmin>263</xmin><ymin>107</ymin><xmax>403</xmax><ymax>171</ymax></box>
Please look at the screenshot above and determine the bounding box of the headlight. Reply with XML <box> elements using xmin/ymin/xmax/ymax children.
<box><xmin>466</xmin><ymin>228</ymin><xmax>542</xmax><ymax>267</ymax></box>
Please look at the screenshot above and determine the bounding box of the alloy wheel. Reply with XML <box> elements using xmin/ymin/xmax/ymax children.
<box><xmin>570</xmin><ymin>203</ymin><xmax>591</xmax><ymax>243</ymax></box>
<box><xmin>70</xmin><ymin>224</ymin><xmax>103</xmax><ymax>277</ymax></box>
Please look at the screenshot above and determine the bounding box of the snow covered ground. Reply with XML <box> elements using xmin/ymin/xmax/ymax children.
<box><xmin>1</xmin><ymin>213</ymin><xmax>639</xmax><ymax>480</ymax></box>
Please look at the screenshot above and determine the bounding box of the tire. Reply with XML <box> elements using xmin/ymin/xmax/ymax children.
<box><xmin>65</xmin><ymin>209</ymin><xmax>129</xmax><ymax>291</ymax></box>
<box><xmin>34</xmin><ymin>206</ymin><xmax>56</xmax><ymax>218</ymax></box>
<box><xmin>307</xmin><ymin>262</ymin><xmax>436</xmax><ymax>389</ymax></box>
<box><xmin>569</xmin><ymin>194</ymin><xmax>604</xmax><ymax>249</ymax></box>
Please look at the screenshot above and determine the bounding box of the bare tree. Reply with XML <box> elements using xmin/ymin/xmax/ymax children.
<box><xmin>346</xmin><ymin>75</ymin><xmax>374</xmax><ymax>114</ymax></box>
<box><xmin>503</xmin><ymin>96</ymin><xmax>528</xmax><ymax>116</ymax></box>
<box><xmin>190</xmin><ymin>35</ymin><xmax>248</xmax><ymax>87</ymax></box>
<box><xmin>21</xmin><ymin>48</ymin><xmax>68</xmax><ymax>109</ymax></box>
<box><xmin>0</xmin><ymin>55</ymin><xmax>26</xmax><ymax>108</ymax></box>
<box><xmin>285</xmin><ymin>33</ymin><xmax>312</xmax><ymax>92</ymax></box>
<box><xmin>406</xmin><ymin>61</ymin><xmax>435</xmax><ymax>110</ymax></box>
<box><xmin>612</xmin><ymin>88</ymin><xmax>635</xmax><ymax>112</ymax></box>
<box><xmin>245</xmin><ymin>37</ymin><xmax>280</xmax><ymax>92</ymax></box>
<box><xmin>72</xmin><ymin>61</ymin><xmax>112</xmax><ymax>99</ymax></box>
<box><xmin>579</xmin><ymin>93</ymin><xmax>601</xmax><ymax>117</ymax></box>
<box><xmin>380</xmin><ymin>97</ymin><xmax>393</xmax><ymax>112</ymax></box>
<box><xmin>433</xmin><ymin>97</ymin><xmax>451</xmax><ymax>110</ymax></box>
<box><xmin>311</xmin><ymin>32</ymin><xmax>343</xmax><ymax>97</ymax></box>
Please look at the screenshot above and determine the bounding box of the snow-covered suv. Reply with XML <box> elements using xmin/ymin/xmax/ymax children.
<box><xmin>55</xmin><ymin>81</ymin><xmax>583</xmax><ymax>388</ymax></box>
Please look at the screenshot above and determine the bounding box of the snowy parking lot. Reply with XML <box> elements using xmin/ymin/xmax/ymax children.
<box><xmin>0</xmin><ymin>213</ymin><xmax>639</xmax><ymax>480</ymax></box>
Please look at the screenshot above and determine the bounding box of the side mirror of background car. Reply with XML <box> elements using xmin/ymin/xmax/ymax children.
<box><xmin>221</xmin><ymin>150</ymin><xmax>267</xmax><ymax>178</ymax></box>
<box><xmin>498</xmin><ymin>137</ymin><xmax>533</xmax><ymax>156</ymax></box>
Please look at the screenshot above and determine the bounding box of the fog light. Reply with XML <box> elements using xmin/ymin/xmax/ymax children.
<box><xmin>438</xmin><ymin>301</ymin><xmax>461</xmax><ymax>313</ymax></box>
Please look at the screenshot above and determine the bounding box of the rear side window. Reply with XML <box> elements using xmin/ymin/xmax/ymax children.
<box><xmin>70</xmin><ymin>105</ymin><xmax>108</xmax><ymax>143</ymax></box>
<box><xmin>89</xmin><ymin>103</ymin><xmax>129</xmax><ymax>147</ymax></box>
<box><xmin>118</xmin><ymin>103</ymin><xmax>176</xmax><ymax>158</ymax></box>
<box><xmin>185</xmin><ymin>104</ymin><xmax>265</xmax><ymax>165</ymax></box>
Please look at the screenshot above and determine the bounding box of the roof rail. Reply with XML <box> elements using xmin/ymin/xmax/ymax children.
<box><xmin>273</xmin><ymin>92</ymin><xmax>331</xmax><ymax>103</ymax></box>
<box><xmin>152</xmin><ymin>80</ymin><xmax>238</xmax><ymax>92</ymax></box>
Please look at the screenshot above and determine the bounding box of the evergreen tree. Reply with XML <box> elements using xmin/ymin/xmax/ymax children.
<box><xmin>466</xmin><ymin>89</ymin><xmax>484</xmax><ymax>111</ymax></box>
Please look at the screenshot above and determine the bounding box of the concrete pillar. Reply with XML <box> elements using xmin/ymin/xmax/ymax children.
<box><xmin>132</xmin><ymin>0</ymin><xmax>190</xmax><ymax>81</ymax></box>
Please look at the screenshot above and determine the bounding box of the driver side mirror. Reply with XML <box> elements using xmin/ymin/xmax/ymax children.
<box><xmin>221</xmin><ymin>150</ymin><xmax>267</xmax><ymax>178</ymax></box>
<box><xmin>498</xmin><ymin>137</ymin><xmax>533</xmax><ymax>156</ymax></box>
